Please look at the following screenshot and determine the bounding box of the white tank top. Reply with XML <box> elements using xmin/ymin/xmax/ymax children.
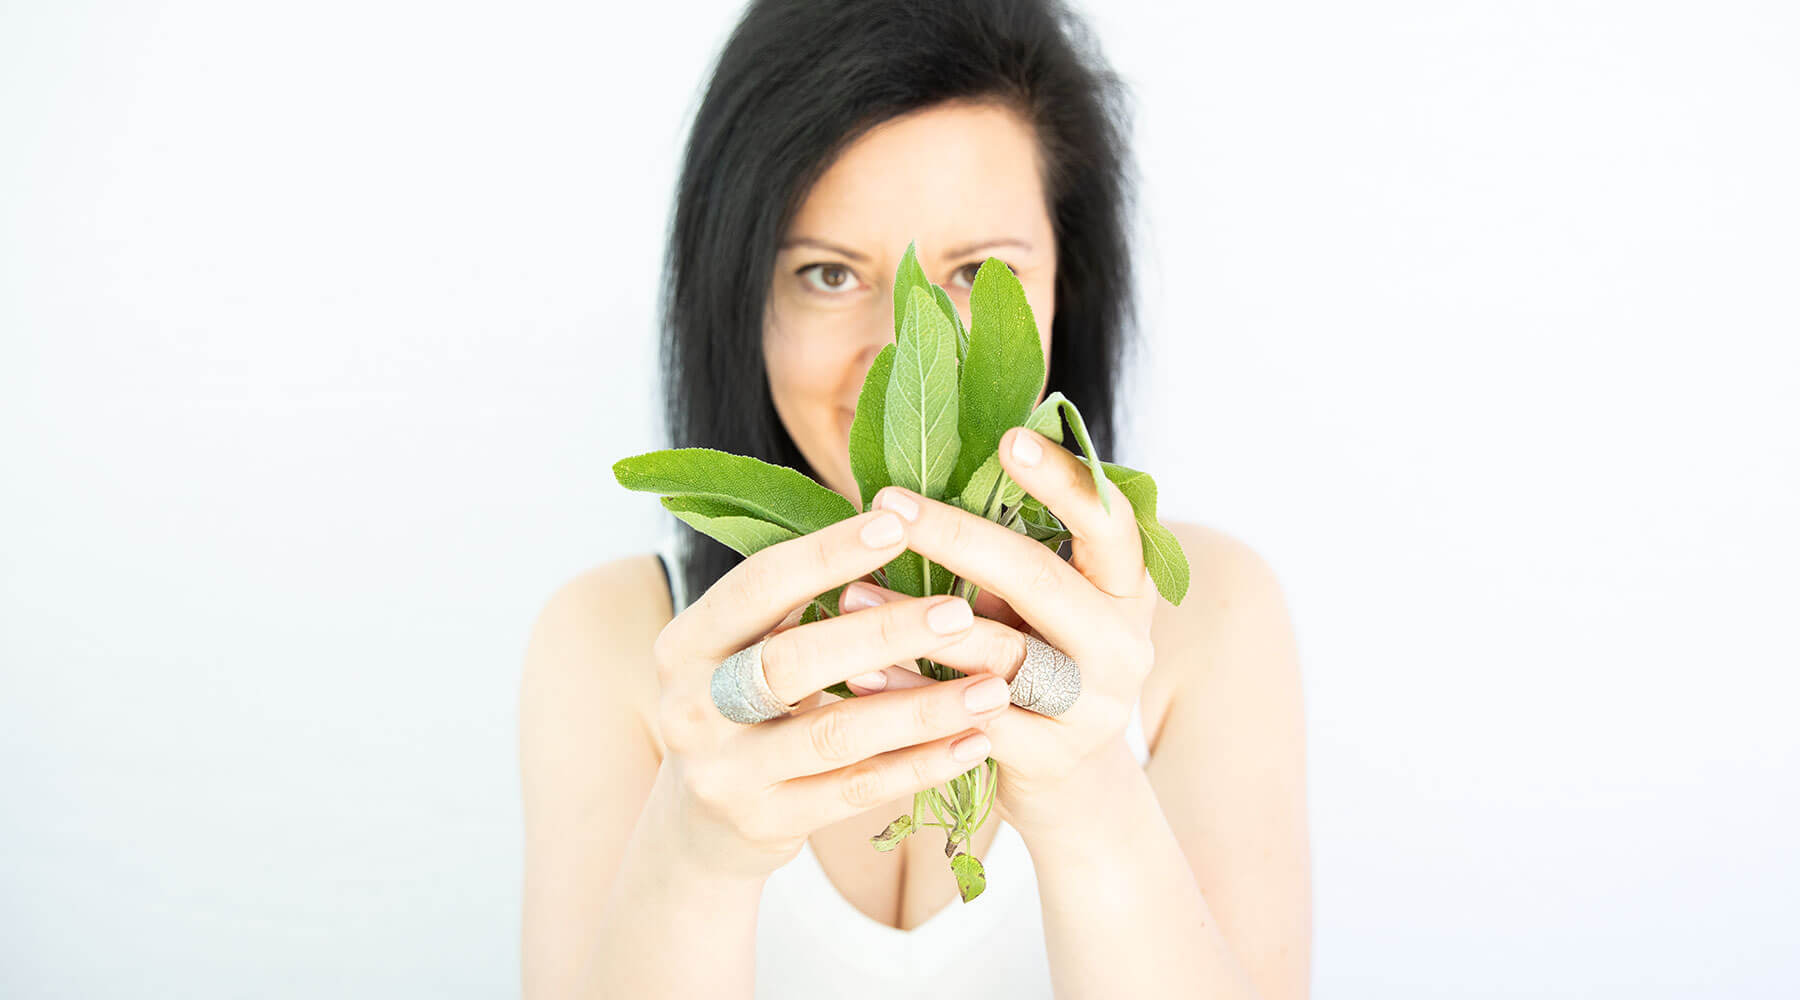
<box><xmin>656</xmin><ymin>535</ymin><xmax>1152</xmax><ymax>998</ymax></box>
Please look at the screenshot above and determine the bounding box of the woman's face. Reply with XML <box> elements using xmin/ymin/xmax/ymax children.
<box><xmin>764</xmin><ymin>99</ymin><xmax>1058</xmax><ymax>508</ymax></box>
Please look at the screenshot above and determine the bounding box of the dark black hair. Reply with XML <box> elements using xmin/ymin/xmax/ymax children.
<box><xmin>659</xmin><ymin>0</ymin><xmax>1138</xmax><ymax>605</ymax></box>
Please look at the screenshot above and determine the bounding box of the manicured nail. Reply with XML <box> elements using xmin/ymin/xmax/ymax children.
<box><xmin>861</xmin><ymin>511</ymin><xmax>903</xmax><ymax>547</ymax></box>
<box><xmin>848</xmin><ymin>670</ymin><xmax>888</xmax><ymax>691</ymax></box>
<box><xmin>951</xmin><ymin>731</ymin><xmax>992</xmax><ymax>762</ymax></box>
<box><xmin>926</xmin><ymin>597</ymin><xmax>973</xmax><ymax>634</ymax></box>
<box><xmin>964</xmin><ymin>676</ymin><xmax>1010</xmax><ymax>713</ymax></box>
<box><xmin>841</xmin><ymin>583</ymin><xmax>889</xmax><ymax>612</ymax></box>
<box><xmin>875</xmin><ymin>488</ymin><xmax>920</xmax><ymax>522</ymax></box>
<box><xmin>1010</xmin><ymin>430</ymin><xmax>1041</xmax><ymax>466</ymax></box>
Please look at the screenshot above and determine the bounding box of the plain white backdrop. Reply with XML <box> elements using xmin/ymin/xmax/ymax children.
<box><xmin>3</xmin><ymin>1</ymin><xmax>1796</xmax><ymax>996</ymax></box>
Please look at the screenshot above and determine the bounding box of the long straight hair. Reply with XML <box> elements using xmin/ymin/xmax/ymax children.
<box><xmin>659</xmin><ymin>0</ymin><xmax>1138</xmax><ymax>606</ymax></box>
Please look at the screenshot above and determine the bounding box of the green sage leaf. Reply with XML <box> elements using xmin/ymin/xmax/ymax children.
<box><xmin>1016</xmin><ymin>495</ymin><xmax>1073</xmax><ymax>547</ymax></box>
<box><xmin>1034</xmin><ymin>392</ymin><xmax>1111</xmax><ymax>516</ymax></box>
<box><xmin>870</xmin><ymin>814</ymin><xmax>915</xmax><ymax>852</ymax></box>
<box><xmin>892</xmin><ymin>241</ymin><xmax>931</xmax><ymax>340</ymax></box>
<box><xmin>956</xmin><ymin>395</ymin><xmax>1066</xmax><ymax>519</ymax></box>
<box><xmin>848</xmin><ymin>343</ymin><xmax>897</xmax><ymax>511</ymax></box>
<box><xmin>883</xmin><ymin>550</ymin><xmax>953</xmax><ymax>599</ymax></box>
<box><xmin>950</xmin><ymin>851</ymin><xmax>987</xmax><ymax>902</ymax></box>
<box><xmin>949</xmin><ymin>258</ymin><xmax>1045</xmax><ymax>500</ymax></box>
<box><xmin>932</xmin><ymin>283</ymin><xmax>969</xmax><ymax>364</ymax></box>
<box><xmin>660</xmin><ymin>496</ymin><xmax>799</xmax><ymax>557</ymax></box>
<box><xmin>1101</xmin><ymin>462</ymin><xmax>1191</xmax><ymax>605</ymax></box>
<box><xmin>883</xmin><ymin>285</ymin><xmax>961</xmax><ymax>500</ymax></box>
<box><xmin>614</xmin><ymin>448</ymin><xmax>856</xmax><ymax>535</ymax></box>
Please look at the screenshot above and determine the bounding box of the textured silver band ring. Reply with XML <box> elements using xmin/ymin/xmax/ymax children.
<box><xmin>1009</xmin><ymin>634</ymin><xmax>1082</xmax><ymax>718</ymax></box>
<box><xmin>710</xmin><ymin>638</ymin><xmax>798</xmax><ymax>724</ymax></box>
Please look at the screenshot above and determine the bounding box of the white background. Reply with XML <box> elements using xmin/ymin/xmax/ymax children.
<box><xmin>3</xmin><ymin>1</ymin><xmax>1796</xmax><ymax>996</ymax></box>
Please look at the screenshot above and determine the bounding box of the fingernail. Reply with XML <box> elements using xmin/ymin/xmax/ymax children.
<box><xmin>848</xmin><ymin>670</ymin><xmax>888</xmax><ymax>691</ymax></box>
<box><xmin>861</xmin><ymin>511</ymin><xmax>903</xmax><ymax>547</ymax></box>
<box><xmin>926</xmin><ymin>597</ymin><xmax>973</xmax><ymax>634</ymax></box>
<box><xmin>964</xmin><ymin>676</ymin><xmax>1010</xmax><ymax>713</ymax></box>
<box><xmin>951</xmin><ymin>731</ymin><xmax>992</xmax><ymax>762</ymax></box>
<box><xmin>841</xmin><ymin>583</ymin><xmax>889</xmax><ymax>612</ymax></box>
<box><xmin>875</xmin><ymin>488</ymin><xmax>919</xmax><ymax>522</ymax></box>
<box><xmin>1010</xmin><ymin>431</ymin><xmax>1041</xmax><ymax>466</ymax></box>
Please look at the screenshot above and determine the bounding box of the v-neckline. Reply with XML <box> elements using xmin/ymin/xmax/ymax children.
<box><xmin>795</xmin><ymin>816</ymin><xmax>1021</xmax><ymax>953</ymax></box>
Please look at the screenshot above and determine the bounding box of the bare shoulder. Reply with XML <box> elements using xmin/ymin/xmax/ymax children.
<box><xmin>518</xmin><ymin>553</ymin><xmax>673</xmax><ymax>796</ymax></box>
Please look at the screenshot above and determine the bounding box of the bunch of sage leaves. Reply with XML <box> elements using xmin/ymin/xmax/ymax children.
<box><xmin>614</xmin><ymin>242</ymin><xmax>1190</xmax><ymax>902</ymax></box>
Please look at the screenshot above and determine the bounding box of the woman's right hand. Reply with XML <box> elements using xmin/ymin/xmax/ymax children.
<box><xmin>646</xmin><ymin>507</ymin><xmax>1016</xmax><ymax>882</ymax></box>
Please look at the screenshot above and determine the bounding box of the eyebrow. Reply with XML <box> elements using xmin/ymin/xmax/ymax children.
<box><xmin>777</xmin><ymin>236</ymin><xmax>1033</xmax><ymax>262</ymax></box>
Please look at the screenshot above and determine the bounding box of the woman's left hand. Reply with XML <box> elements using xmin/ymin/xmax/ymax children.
<box><xmin>836</xmin><ymin>425</ymin><xmax>1160</xmax><ymax>838</ymax></box>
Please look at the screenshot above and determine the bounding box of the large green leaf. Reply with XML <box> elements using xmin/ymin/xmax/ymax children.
<box><xmin>883</xmin><ymin>285</ymin><xmax>961</xmax><ymax>500</ymax></box>
<box><xmin>892</xmin><ymin>241</ymin><xmax>931</xmax><ymax>340</ymax></box>
<box><xmin>1101</xmin><ymin>462</ymin><xmax>1191</xmax><ymax>606</ymax></box>
<box><xmin>847</xmin><ymin>343</ymin><xmax>896</xmax><ymax>511</ymax></box>
<box><xmin>949</xmin><ymin>257</ymin><xmax>1044</xmax><ymax>499</ymax></box>
<box><xmin>955</xmin><ymin>395</ymin><xmax>1066</xmax><ymax>518</ymax></box>
<box><xmin>660</xmin><ymin>495</ymin><xmax>799</xmax><ymax>557</ymax></box>
<box><xmin>893</xmin><ymin>240</ymin><xmax>965</xmax><ymax>354</ymax></box>
<box><xmin>932</xmin><ymin>283</ymin><xmax>969</xmax><ymax>364</ymax></box>
<box><xmin>613</xmin><ymin>448</ymin><xmax>856</xmax><ymax>536</ymax></box>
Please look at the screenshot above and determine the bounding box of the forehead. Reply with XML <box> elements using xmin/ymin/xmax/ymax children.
<box><xmin>785</xmin><ymin>100</ymin><xmax>1052</xmax><ymax>262</ymax></box>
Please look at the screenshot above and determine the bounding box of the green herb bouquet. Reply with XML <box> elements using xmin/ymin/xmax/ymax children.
<box><xmin>613</xmin><ymin>242</ymin><xmax>1190</xmax><ymax>903</ymax></box>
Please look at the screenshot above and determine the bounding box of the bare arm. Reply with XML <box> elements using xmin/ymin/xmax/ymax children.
<box><xmin>519</xmin><ymin>560</ymin><xmax>759</xmax><ymax>998</ymax></box>
<box><xmin>1021</xmin><ymin>525</ymin><xmax>1312</xmax><ymax>999</ymax></box>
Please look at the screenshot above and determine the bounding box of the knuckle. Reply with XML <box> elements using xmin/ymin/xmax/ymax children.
<box><xmin>733</xmin><ymin>559</ymin><xmax>773</xmax><ymax>609</ymax></box>
<box><xmin>912</xmin><ymin>688</ymin><xmax>947</xmax><ymax>733</ymax></box>
<box><xmin>876</xmin><ymin>606</ymin><xmax>907</xmax><ymax>650</ymax></box>
<box><xmin>840</xmin><ymin>763</ymin><xmax>887</xmax><ymax>809</ymax></box>
<box><xmin>656</xmin><ymin>691</ymin><xmax>711</xmax><ymax>751</ymax></box>
<box><xmin>941</xmin><ymin>509</ymin><xmax>973</xmax><ymax>552</ymax></box>
<box><xmin>808</xmin><ymin>707</ymin><xmax>854</xmax><ymax>763</ymax></box>
<box><xmin>650</xmin><ymin>622</ymin><xmax>681</xmax><ymax>681</ymax></box>
<box><xmin>810</xmin><ymin>530</ymin><xmax>835</xmax><ymax>574</ymax></box>
<box><xmin>684</xmin><ymin>762</ymin><xmax>731</xmax><ymax>808</ymax></box>
<box><xmin>1027</xmin><ymin>556</ymin><xmax>1065</xmax><ymax>596</ymax></box>
<box><xmin>909</xmin><ymin>748</ymin><xmax>940</xmax><ymax>790</ymax></box>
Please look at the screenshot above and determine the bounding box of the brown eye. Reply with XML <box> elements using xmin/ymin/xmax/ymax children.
<box><xmin>800</xmin><ymin>263</ymin><xmax>859</xmax><ymax>294</ymax></box>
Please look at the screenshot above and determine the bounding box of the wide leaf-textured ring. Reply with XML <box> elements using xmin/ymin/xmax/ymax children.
<box><xmin>1008</xmin><ymin>634</ymin><xmax>1082</xmax><ymax>718</ymax></box>
<box><xmin>710</xmin><ymin>638</ymin><xmax>799</xmax><ymax>724</ymax></box>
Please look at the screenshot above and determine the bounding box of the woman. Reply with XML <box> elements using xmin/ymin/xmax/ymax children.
<box><xmin>520</xmin><ymin>1</ymin><xmax>1310</xmax><ymax>996</ymax></box>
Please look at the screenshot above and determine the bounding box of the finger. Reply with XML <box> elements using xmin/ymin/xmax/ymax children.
<box><xmin>838</xmin><ymin>582</ymin><xmax>1028</xmax><ymax>683</ymax></box>
<box><xmin>843</xmin><ymin>663</ymin><xmax>934</xmax><ymax>695</ymax></box>
<box><xmin>745</xmin><ymin>671</ymin><xmax>1011</xmax><ymax>781</ymax></box>
<box><xmin>771</xmin><ymin>726</ymin><xmax>996</xmax><ymax>834</ymax></box>
<box><xmin>660</xmin><ymin>509</ymin><xmax>909</xmax><ymax>666</ymax></box>
<box><xmin>758</xmin><ymin>591</ymin><xmax>977</xmax><ymax>706</ymax></box>
<box><xmin>869</xmin><ymin>486</ymin><xmax>1126</xmax><ymax>668</ymax></box>
<box><xmin>998</xmin><ymin>427</ymin><xmax>1146</xmax><ymax>601</ymax></box>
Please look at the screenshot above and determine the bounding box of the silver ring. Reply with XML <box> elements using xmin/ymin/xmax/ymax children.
<box><xmin>1009</xmin><ymin>634</ymin><xmax>1081</xmax><ymax>718</ymax></box>
<box><xmin>710</xmin><ymin>638</ymin><xmax>798</xmax><ymax>724</ymax></box>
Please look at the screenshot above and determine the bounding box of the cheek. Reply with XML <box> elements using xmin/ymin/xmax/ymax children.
<box><xmin>763</xmin><ymin>315</ymin><xmax>862</xmax><ymax>435</ymax></box>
